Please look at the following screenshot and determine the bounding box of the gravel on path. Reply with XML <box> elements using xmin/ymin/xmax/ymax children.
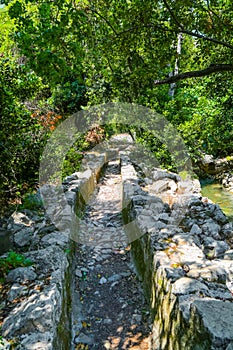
<box><xmin>72</xmin><ymin>160</ymin><xmax>152</xmax><ymax>350</ymax></box>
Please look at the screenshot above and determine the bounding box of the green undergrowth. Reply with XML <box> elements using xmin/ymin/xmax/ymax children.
<box><xmin>0</xmin><ymin>251</ymin><xmax>32</xmax><ymax>281</ymax></box>
<box><xmin>18</xmin><ymin>192</ymin><xmax>44</xmax><ymax>212</ymax></box>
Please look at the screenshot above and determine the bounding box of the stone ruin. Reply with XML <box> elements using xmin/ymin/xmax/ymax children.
<box><xmin>1</xmin><ymin>135</ymin><xmax>233</xmax><ymax>349</ymax></box>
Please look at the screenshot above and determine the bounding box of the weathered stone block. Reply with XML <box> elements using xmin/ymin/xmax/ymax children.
<box><xmin>6</xmin><ymin>266</ymin><xmax>37</xmax><ymax>283</ymax></box>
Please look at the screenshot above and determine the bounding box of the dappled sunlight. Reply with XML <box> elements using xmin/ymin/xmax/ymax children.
<box><xmin>103</xmin><ymin>323</ymin><xmax>151</xmax><ymax>349</ymax></box>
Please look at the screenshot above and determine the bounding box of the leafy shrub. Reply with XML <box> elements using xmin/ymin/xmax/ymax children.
<box><xmin>19</xmin><ymin>192</ymin><xmax>44</xmax><ymax>211</ymax></box>
<box><xmin>62</xmin><ymin>147</ymin><xmax>84</xmax><ymax>179</ymax></box>
<box><xmin>0</xmin><ymin>251</ymin><xmax>32</xmax><ymax>279</ymax></box>
<box><xmin>0</xmin><ymin>57</ymin><xmax>51</xmax><ymax>206</ymax></box>
<box><xmin>48</xmin><ymin>79</ymin><xmax>86</xmax><ymax>114</ymax></box>
<box><xmin>62</xmin><ymin>125</ymin><xmax>106</xmax><ymax>179</ymax></box>
<box><xmin>163</xmin><ymin>80</ymin><xmax>233</xmax><ymax>160</ymax></box>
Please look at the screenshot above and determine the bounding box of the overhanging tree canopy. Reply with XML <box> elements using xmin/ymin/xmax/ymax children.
<box><xmin>5</xmin><ymin>0</ymin><xmax>233</xmax><ymax>91</ymax></box>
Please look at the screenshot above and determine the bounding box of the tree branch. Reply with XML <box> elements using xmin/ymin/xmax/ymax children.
<box><xmin>162</xmin><ymin>0</ymin><xmax>183</xmax><ymax>30</ymax></box>
<box><xmin>91</xmin><ymin>8</ymin><xmax>118</xmax><ymax>35</ymax></box>
<box><xmin>162</xmin><ymin>0</ymin><xmax>233</xmax><ymax>49</ymax></box>
<box><xmin>180</xmin><ymin>28</ymin><xmax>233</xmax><ymax>49</ymax></box>
<box><xmin>89</xmin><ymin>1</ymin><xmax>233</xmax><ymax>51</ymax></box>
<box><xmin>154</xmin><ymin>64</ymin><xmax>233</xmax><ymax>85</ymax></box>
<box><xmin>206</xmin><ymin>0</ymin><xmax>224</xmax><ymax>26</ymax></box>
<box><xmin>115</xmin><ymin>23</ymin><xmax>233</xmax><ymax>50</ymax></box>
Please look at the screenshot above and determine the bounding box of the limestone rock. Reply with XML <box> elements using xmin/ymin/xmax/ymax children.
<box><xmin>222</xmin><ymin>172</ymin><xmax>233</xmax><ymax>192</ymax></box>
<box><xmin>213</xmin><ymin>208</ymin><xmax>228</xmax><ymax>224</ymax></box>
<box><xmin>7</xmin><ymin>283</ymin><xmax>28</xmax><ymax>302</ymax></box>
<box><xmin>190</xmin><ymin>223</ymin><xmax>202</xmax><ymax>235</ymax></box>
<box><xmin>202</xmin><ymin>219</ymin><xmax>221</xmax><ymax>239</ymax></box>
<box><xmin>40</xmin><ymin>231</ymin><xmax>69</xmax><ymax>248</ymax></box>
<box><xmin>74</xmin><ymin>332</ymin><xmax>95</xmax><ymax>345</ymax></box>
<box><xmin>226</xmin><ymin>343</ymin><xmax>233</xmax><ymax>350</ymax></box>
<box><xmin>11</xmin><ymin>212</ymin><xmax>32</xmax><ymax>226</ymax></box>
<box><xmin>108</xmin><ymin>274</ymin><xmax>122</xmax><ymax>282</ymax></box>
<box><xmin>221</xmin><ymin>222</ymin><xmax>233</xmax><ymax>239</ymax></box>
<box><xmin>24</xmin><ymin>246</ymin><xmax>68</xmax><ymax>279</ymax></box>
<box><xmin>172</xmin><ymin>277</ymin><xmax>208</xmax><ymax>295</ymax></box>
<box><xmin>2</xmin><ymin>285</ymin><xmax>60</xmax><ymax>338</ymax></box>
<box><xmin>14</xmin><ymin>227</ymin><xmax>33</xmax><ymax>247</ymax></box>
<box><xmin>193</xmin><ymin>299</ymin><xmax>233</xmax><ymax>347</ymax></box>
<box><xmin>158</xmin><ymin>213</ymin><xmax>170</xmax><ymax>224</ymax></box>
<box><xmin>6</xmin><ymin>267</ymin><xmax>37</xmax><ymax>283</ymax></box>
<box><xmin>75</xmin><ymin>268</ymin><xmax>83</xmax><ymax>278</ymax></box>
<box><xmin>188</xmin><ymin>197</ymin><xmax>203</xmax><ymax>207</ymax></box>
<box><xmin>0</xmin><ymin>338</ymin><xmax>11</xmax><ymax>349</ymax></box>
<box><xmin>37</xmin><ymin>224</ymin><xmax>56</xmax><ymax>235</ymax></box>
<box><xmin>150</xmin><ymin>179</ymin><xmax>172</xmax><ymax>194</ymax></box>
<box><xmin>99</xmin><ymin>277</ymin><xmax>107</xmax><ymax>284</ymax></box>
<box><xmin>17</xmin><ymin>332</ymin><xmax>53</xmax><ymax>350</ymax></box>
<box><xmin>151</xmin><ymin>169</ymin><xmax>180</xmax><ymax>183</ymax></box>
<box><xmin>64</xmin><ymin>190</ymin><xmax>76</xmax><ymax>206</ymax></box>
<box><xmin>202</xmin><ymin>237</ymin><xmax>229</xmax><ymax>258</ymax></box>
<box><xmin>224</xmin><ymin>250</ymin><xmax>233</xmax><ymax>260</ymax></box>
<box><xmin>164</xmin><ymin>267</ymin><xmax>185</xmax><ymax>282</ymax></box>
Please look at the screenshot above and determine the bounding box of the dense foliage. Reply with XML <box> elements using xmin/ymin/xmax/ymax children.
<box><xmin>0</xmin><ymin>56</ymin><xmax>43</xmax><ymax>199</ymax></box>
<box><xmin>1</xmin><ymin>0</ymin><xmax>233</xmax><ymax>207</ymax></box>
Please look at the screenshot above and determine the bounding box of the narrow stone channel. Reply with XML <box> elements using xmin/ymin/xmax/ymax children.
<box><xmin>71</xmin><ymin>160</ymin><xmax>152</xmax><ymax>349</ymax></box>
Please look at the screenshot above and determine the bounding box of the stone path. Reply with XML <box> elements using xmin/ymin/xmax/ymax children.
<box><xmin>72</xmin><ymin>160</ymin><xmax>152</xmax><ymax>349</ymax></box>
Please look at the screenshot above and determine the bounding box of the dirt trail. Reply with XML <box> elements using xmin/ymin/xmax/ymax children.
<box><xmin>72</xmin><ymin>160</ymin><xmax>152</xmax><ymax>349</ymax></box>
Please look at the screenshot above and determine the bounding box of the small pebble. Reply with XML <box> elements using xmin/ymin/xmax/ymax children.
<box><xmin>75</xmin><ymin>269</ymin><xmax>82</xmax><ymax>278</ymax></box>
<box><xmin>103</xmin><ymin>318</ymin><xmax>112</xmax><ymax>325</ymax></box>
<box><xmin>99</xmin><ymin>277</ymin><xmax>107</xmax><ymax>284</ymax></box>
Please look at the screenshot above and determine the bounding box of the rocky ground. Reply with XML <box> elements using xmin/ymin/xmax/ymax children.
<box><xmin>72</xmin><ymin>160</ymin><xmax>152</xmax><ymax>349</ymax></box>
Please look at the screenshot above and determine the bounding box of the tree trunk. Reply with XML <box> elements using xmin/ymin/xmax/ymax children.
<box><xmin>169</xmin><ymin>33</ymin><xmax>182</xmax><ymax>97</ymax></box>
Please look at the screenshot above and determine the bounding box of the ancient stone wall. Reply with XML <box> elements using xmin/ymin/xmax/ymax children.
<box><xmin>0</xmin><ymin>151</ymin><xmax>108</xmax><ymax>349</ymax></box>
<box><xmin>2</xmin><ymin>137</ymin><xmax>233</xmax><ymax>349</ymax></box>
<box><xmin>121</xmin><ymin>153</ymin><xmax>233</xmax><ymax>350</ymax></box>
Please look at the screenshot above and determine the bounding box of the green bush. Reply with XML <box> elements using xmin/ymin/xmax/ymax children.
<box><xmin>19</xmin><ymin>192</ymin><xmax>44</xmax><ymax>211</ymax></box>
<box><xmin>0</xmin><ymin>57</ymin><xmax>49</xmax><ymax>204</ymax></box>
<box><xmin>161</xmin><ymin>80</ymin><xmax>233</xmax><ymax>161</ymax></box>
<box><xmin>49</xmin><ymin>79</ymin><xmax>86</xmax><ymax>114</ymax></box>
<box><xmin>0</xmin><ymin>251</ymin><xmax>32</xmax><ymax>280</ymax></box>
